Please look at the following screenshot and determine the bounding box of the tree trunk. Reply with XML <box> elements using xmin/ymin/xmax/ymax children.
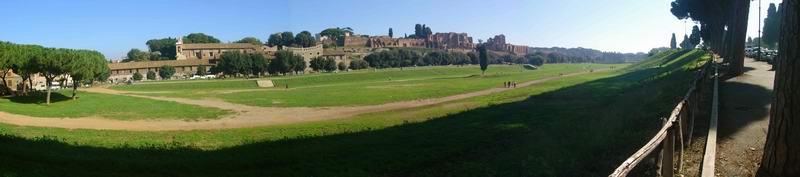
<box><xmin>0</xmin><ymin>71</ymin><xmax>8</xmax><ymax>95</ymax></box>
<box><xmin>72</xmin><ymin>81</ymin><xmax>78</xmax><ymax>100</ymax></box>
<box><xmin>758</xmin><ymin>0</ymin><xmax>800</xmax><ymax>176</ymax></box>
<box><xmin>728</xmin><ymin>0</ymin><xmax>751</xmax><ymax>75</ymax></box>
<box><xmin>45</xmin><ymin>78</ymin><xmax>52</xmax><ymax>105</ymax></box>
<box><xmin>27</xmin><ymin>77</ymin><xmax>33</xmax><ymax>95</ymax></box>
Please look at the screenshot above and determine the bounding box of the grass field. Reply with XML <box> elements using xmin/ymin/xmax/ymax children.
<box><xmin>0</xmin><ymin>50</ymin><xmax>709</xmax><ymax>176</ymax></box>
<box><xmin>112</xmin><ymin>64</ymin><xmax>621</xmax><ymax>107</ymax></box>
<box><xmin>0</xmin><ymin>90</ymin><xmax>231</xmax><ymax>120</ymax></box>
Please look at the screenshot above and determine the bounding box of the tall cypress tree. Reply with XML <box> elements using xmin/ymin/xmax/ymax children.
<box><xmin>670</xmin><ymin>33</ymin><xmax>678</xmax><ymax>49</ymax></box>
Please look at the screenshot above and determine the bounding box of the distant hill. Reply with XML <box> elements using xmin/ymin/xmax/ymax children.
<box><xmin>528</xmin><ymin>47</ymin><xmax>648</xmax><ymax>63</ymax></box>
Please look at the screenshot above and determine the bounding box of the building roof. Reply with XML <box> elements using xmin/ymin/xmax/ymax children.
<box><xmin>108</xmin><ymin>59</ymin><xmax>212</xmax><ymax>70</ymax></box>
<box><xmin>181</xmin><ymin>43</ymin><xmax>261</xmax><ymax>50</ymax></box>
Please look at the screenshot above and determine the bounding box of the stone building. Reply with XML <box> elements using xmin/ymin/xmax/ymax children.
<box><xmin>175</xmin><ymin>38</ymin><xmax>278</xmax><ymax>60</ymax></box>
<box><xmin>427</xmin><ymin>32</ymin><xmax>474</xmax><ymax>50</ymax></box>
<box><xmin>506</xmin><ymin>44</ymin><xmax>530</xmax><ymax>55</ymax></box>
<box><xmin>322</xmin><ymin>50</ymin><xmax>349</xmax><ymax>67</ymax></box>
<box><xmin>107</xmin><ymin>59</ymin><xmax>214</xmax><ymax>82</ymax></box>
<box><xmin>338</xmin><ymin>35</ymin><xmax>369</xmax><ymax>47</ymax></box>
<box><xmin>486</xmin><ymin>34</ymin><xmax>508</xmax><ymax>51</ymax></box>
<box><xmin>285</xmin><ymin>44</ymin><xmax>324</xmax><ymax>71</ymax></box>
<box><xmin>486</xmin><ymin>34</ymin><xmax>529</xmax><ymax>55</ymax></box>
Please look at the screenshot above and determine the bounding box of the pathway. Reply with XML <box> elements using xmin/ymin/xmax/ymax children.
<box><xmin>715</xmin><ymin>58</ymin><xmax>774</xmax><ymax>176</ymax></box>
<box><xmin>0</xmin><ymin>69</ymin><xmax>609</xmax><ymax>131</ymax></box>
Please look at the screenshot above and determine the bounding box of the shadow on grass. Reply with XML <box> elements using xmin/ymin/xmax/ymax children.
<box><xmin>0</xmin><ymin>53</ymin><xmax>708</xmax><ymax>177</ymax></box>
<box><xmin>2</xmin><ymin>91</ymin><xmax>73</xmax><ymax>105</ymax></box>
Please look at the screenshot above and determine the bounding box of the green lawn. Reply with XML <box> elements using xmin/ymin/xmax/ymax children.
<box><xmin>0</xmin><ymin>50</ymin><xmax>710</xmax><ymax>176</ymax></box>
<box><xmin>113</xmin><ymin>64</ymin><xmax>622</xmax><ymax>107</ymax></box>
<box><xmin>0</xmin><ymin>90</ymin><xmax>232</xmax><ymax>120</ymax></box>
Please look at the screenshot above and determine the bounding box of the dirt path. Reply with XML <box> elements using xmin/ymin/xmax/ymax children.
<box><xmin>715</xmin><ymin>58</ymin><xmax>774</xmax><ymax>176</ymax></box>
<box><xmin>0</xmin><ymin>69</ymin><xmax>609</xmax><ymax>131</ymax></box>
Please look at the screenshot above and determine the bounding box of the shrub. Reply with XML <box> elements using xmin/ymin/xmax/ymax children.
<box><xmin>132</xmin><ymin>72</ymin><xmax>143</xmax><ymax>81</ymax></box>
<box><xmin>338</xmin><ymin>62</ymin><xmax>347</xmax><ymax>71</ymax></box>
<box><xmin>158</xmin><ymin>65</ymin><xmax>176</xmax><ymax>80</ymax></box>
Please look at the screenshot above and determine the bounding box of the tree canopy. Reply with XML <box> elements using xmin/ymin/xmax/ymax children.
<box><xmin>158</xmin><ymin>65</ymin><xmax>176</xmax><ymax>80</ymax></box>
<box><xmin>145</xmin><ymin>38</ymin><xmax>177</xmax><ymax>60</ymax></box>
<box><xmin>235</xmin><ymin>37</ymin><xmax>264</xmax><ymax>45</ymax></box>
<box><xmin>0</xmin><ymin>41</ymin><xmax>108</xmax><ymax>103</ymax></box>
<box><xmin>268</xmin><ymin>51</ymin><xmax>306</xmax><ymax>75</ymax></box>
<box><xmin>125</xmin><ymin>48</ymin><xmax>150</xmax><ymax>62</ymax></box>
<box><xmin>762</xmin><ymin>3</ymin><xmax>783</xmax><ymax>49</ymax></box>
<box><xmin>319</xmin><ymin>27</ymin><xmax>353</xmax><ymax>41</ymax></box>
<box><xmin>183</xmin><ymin>33</ymin><xmax>221</xmax><ymax>44</ymax></box>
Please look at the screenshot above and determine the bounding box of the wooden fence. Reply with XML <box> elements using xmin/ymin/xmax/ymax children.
<box><xmin>609</xmin><ymin>59</ymin><xmax>715</xmax><ymax>177</ymax></box>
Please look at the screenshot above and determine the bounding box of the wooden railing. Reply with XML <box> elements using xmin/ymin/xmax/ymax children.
<box><xmin>609</xmin><ymin>59</ymin><xmax>714</xmax><ymax>177</ymax></box>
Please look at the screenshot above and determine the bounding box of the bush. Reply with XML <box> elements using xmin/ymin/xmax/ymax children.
<box><xmin>349</xmin><ymin>59</ymin><xmax>369</xmax><ymax>70</ymax></box>
<box><xmin>196</xmin><ymin>65</ymin><xmax>207</xmax><ymax>76</ymax></box>
<box><xmin>146</xmin><ymin>71</ymin><xmax>156</xmax><ymax>80</ymax></box>
<box><xmin>132</xmin><ymin>72</ymin><xmax>143</xmax><ymax>81</ymax></box>
<box><xmin>158</xmin><ymin>65</ymin><xmax>176</xmax><ymax>80</ymax></box>
<box><xmin>338</xmin><ymin>62</ymin><xmax>347</xmax><ymax>71</ymax></box>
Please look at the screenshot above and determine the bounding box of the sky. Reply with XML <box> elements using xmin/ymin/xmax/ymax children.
<box><xmin>0</xmin><ymin>0</ymin><xmax>781</xmax><ymax>59</ymax></box>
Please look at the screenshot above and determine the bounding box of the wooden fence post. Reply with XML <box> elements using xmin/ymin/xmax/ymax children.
<box><xmin>661</xmin><ymin>126</ymin><xmax>675</xmax><ymax>177</ymax></box>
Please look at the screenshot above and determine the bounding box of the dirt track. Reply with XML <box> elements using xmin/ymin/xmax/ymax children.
<box><xmin>0</xmin><ymin>69</ymin><xmax>608</xmax><ymax>131</ymax></box>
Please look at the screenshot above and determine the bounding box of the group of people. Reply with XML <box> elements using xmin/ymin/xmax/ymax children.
<box><xmin>504</xmin><ymin>81</ymin><xmax>517</xmax><ymax>88</ymax></box>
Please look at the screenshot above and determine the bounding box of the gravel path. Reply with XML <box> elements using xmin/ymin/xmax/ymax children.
<box><xmin>715</xmin><ymin>58</ymin><xmax>774</xmax><ymax>176</ymax></box>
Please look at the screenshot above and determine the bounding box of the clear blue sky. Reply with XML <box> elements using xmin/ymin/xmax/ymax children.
<box><xmin>0</xmin><ymin>0</ymin><xmax>779</xmax><ymax>59</ymax></box>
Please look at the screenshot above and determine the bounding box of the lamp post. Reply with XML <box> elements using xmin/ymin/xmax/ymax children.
<box><xmin>758</xmin><ymin>0</ymin><xmax>762</xmax><ymax>60</ymax></box>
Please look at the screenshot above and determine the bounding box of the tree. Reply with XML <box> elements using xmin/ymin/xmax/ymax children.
<box><xmin>670</xmin><ymin>33</ymin><xmax>678</xmax><ymax>49</ymax></box>
<box><xmin>250</xmin><ymin>54</ymin><xmax>268</xmax><ymax>76</ymax></box>
<box><xmin>294</xmin><ymin>31</ymin><xmax>316</xmax><ymax>47</ymax></box>
<box><xmin>680</xmin><ymin>34</ymin><xmax>694</xmax><ymax>49</ymax></box>
<box><xmin>235</xmin><ymin>37</ymin><xmax>263</xmax><ymax>45</ymax></box>
<box><xmin>467</xmin><ymin>52</ymin><xmax>479</xmax><ymax>64</ymax></box>
<box><xmin>292</xmin><ymin>55</ymin><xmax>307</xmax><ymax>74</ymax></box>
<box><xmin>478</xmin><ymin>44</ymin><xmax>489</xmax><ymax>76</ymax></box>
<box><xmin>146</xmin><ymin>38</ymin><xmax>177</xmax><ymax>60</ymax></box>
<box><xmin>146</xmin><ymin>71</ymin><xmax>156</xmax><ymax>80</ymax></box>
<box><xmin>268</xmin><ymin>51</ymin><xmax>295</xmax><ymax>75</ymax></box>
<box><xmin>36</xmin><ymin>48</ymin><xmax>70</xmax><ymax>104</ymax></box>
<box><xmin>67</xmin><ymin>50</ymin><xmax>106</xmax><ymax>99</ymax></box>
<box><xmin>690</xmin><ymin>25</ymin><xmax>702</xmax><ymax>47</ymax></box>
<box><xmin>524</xmin><ymin>53</ymin><xmax>546</xmax><ymax>66</ymax></box>
<box><xmin>757</xmin><ymin>1</ymin><xmax>799</xmax><ymax>176</ymax></box>
<box><xmin>389</xmin><ymin>28</ymin><xmax>394</xmax><ymax>38</ymax></box>
<box><xmin>217</xmin><ymin>51</ymin><xmax>251</xmax><ymax>77</ymax></box>
<box><xmin>309</xmin><ymin>57</ymin><xmax>326</xmax><ymax>72</ymax></box>
<box><xmin>196</xmin><ymin>65</ymin><xmax>207</xmax><ymax>76</ymax></box>
<box><xmin>281</xmin><ymin>32</ymin><xmax>295</xmax><ymax>47</ymax></box>
<box><xmin>349</xmin><ymin>59</ymin><xmax>368</xmax><ymax>70</ymax></box>
<box><xmin>125</xmin><ymin>48</ymin><xmax>150</xmax><ymax>62</ymax></box>
<box><xmin>338</xmin><ymin>61</ymin><xmax>347</xmax><ymax>71</ymax></box>
<box><xmin>319</xmin><ymin>27</ymin><xmax>353</xmax><ymax>42</ymax></box>
<box><xmin>183</xmin><ymin>33</ymin><xmax>221</xmax><ymax>44</ymax></box>
<box><xmin>268</xmin><ymin>32</ymin><xmax>299</xmax><ymax>48</ymax></box>
<box><xmin>763</xmin><ymin>3</ymin><xmax>782</xmax><ymax>49</ymax></box>
<box><xmin>0</xmin><ymin>42</ymin><xmax>19</xmax><ymax>94</ymax></box>
<box><xmin>132</xmin><ymin>72</ymin><xmax>143</xmax><ymax>81</ymax></box>
<box><xmin>267</xmin><ymin>33</ymin><xmax>284</xmax><ymax>47</ymax></box>
<box><xmin>158</xmin><ymin>65</ymin><xmax>176</xmax><ymax>80</ymax></box>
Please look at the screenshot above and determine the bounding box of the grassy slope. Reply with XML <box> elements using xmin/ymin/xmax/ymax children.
<box><xmin>0</xmin><ymin>91</ymin><xmax>231</xmax><ymax>120</ymax></box>
<box><xmin>114</xmin><ymin>64</ymin><xmax>621</xmax><ymax>107</ymax></box>
<box><xmin>0</xmin><ymin>50</ymin><xmax>708</xmax><ymax>177</ymax></box>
